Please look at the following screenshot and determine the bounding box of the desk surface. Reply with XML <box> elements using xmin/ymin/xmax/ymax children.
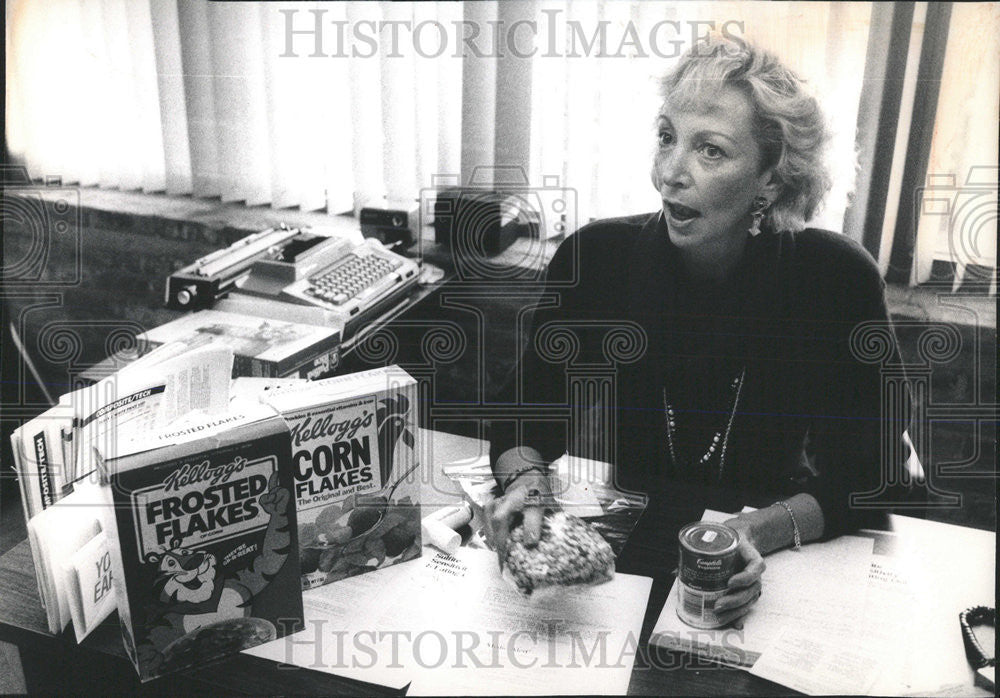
<box><xmin>0</xmin><ymin>430</ymin><xmax>994</xmax><ymax>696</ymax></box>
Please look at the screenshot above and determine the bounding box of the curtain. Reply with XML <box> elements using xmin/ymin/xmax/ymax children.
<box><xmin>6</xmin><ymin>0</ymin><xmax>464</xmax><ymax>215</ymax></box>
<box><xmin>6</xmin><ymin>1</ymin><xmax>922</xmax><ymax>252</ymax></box>
<box><xmin>527</xmin><ymin>1</ymin><xmax>872</xmax><ymax>230</ymax></box>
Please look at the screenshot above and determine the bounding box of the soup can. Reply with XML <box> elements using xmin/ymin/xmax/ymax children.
<box><xmin>676</xmin><ymin>522</ymin><xmax>740</xmax><ymax>629</ymax></box>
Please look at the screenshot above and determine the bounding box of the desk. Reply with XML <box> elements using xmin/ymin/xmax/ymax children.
<box><xmin>0</xmin><ymin>430</ymin><xmax>993</xmax><ymax>695</ymax></box>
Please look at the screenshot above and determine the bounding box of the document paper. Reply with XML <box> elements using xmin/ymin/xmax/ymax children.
<box><xmin>247</xmin><ymin>547</ymin><xmax>652</xmax><ymax>695</ymax></box>
<box><xmin>650</xmin><ymin>509</ymin><xmax>876</xmax><ymax>666</ymax></box>
<box><xmin>405</xmin><ymin>548</ymin><xmax>652</xmax><ymax>696</ymax></box>
<box><xmin>64</xmin><ymin>531</ymin><xmax>116</xmax><ymax>642</ymax></box>
<box><xmin>243</xmin><ymin>560</ymin><xmax>415</xmax><ymax>690</ymax></box>
<box><xmin>749</xmin><ymin>626</ymin><xmax>888</xmax><ymax>695</ymax></box>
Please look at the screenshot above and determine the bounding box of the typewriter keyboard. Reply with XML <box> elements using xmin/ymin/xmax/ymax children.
<box><xmin>306</xmin><ymin>252</ymin><xmax>402</xmax><ymax>305</ymax></box>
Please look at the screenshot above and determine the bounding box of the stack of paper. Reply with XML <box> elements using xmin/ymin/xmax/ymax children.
<box><xmin>10</xmin><ymin>345</ymin><xmax>233</xmax><ymax>510</ymax></box>
<box><xmin>10</xmin><ymin>345</ymin><xmax>235</xmax><ymax>639</ymax></box>
<box><xmin>26</xmin><ymin>480</ymin><xmax>115</xmax><ymax>640</ymax></box>
<box><xmin>9</xmin><ymin>400</ymin><xmax>74</xmax><ymax>522</ymax></box>
<box><xmin>650</xmin><ymin>509</ymin><xmax>995</xmax><ymax>696</ymax></box>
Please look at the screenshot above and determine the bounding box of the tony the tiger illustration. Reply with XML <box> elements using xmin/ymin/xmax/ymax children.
<box><xmin>136</xmin><ymin>472</ymin><xmax>292</xmax><ymax>675</ymax></box>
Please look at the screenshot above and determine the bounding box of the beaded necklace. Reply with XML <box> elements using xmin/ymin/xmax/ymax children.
<box><xmin>662</xmin><ymin>367</ymin><xmax>746</xmax><ymax>482</ymax></box>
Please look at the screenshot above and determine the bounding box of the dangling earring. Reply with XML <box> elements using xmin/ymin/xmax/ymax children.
<box><xmin>748</xmin><ymin>196</ymin><xmax>770</xmax><ymax>237</ymax></box>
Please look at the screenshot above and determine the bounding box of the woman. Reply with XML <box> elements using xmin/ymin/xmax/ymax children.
<box><xmin>485</xmin><ymin>36</ymin><xmax>910</xmax><ymax>624</ymax></box>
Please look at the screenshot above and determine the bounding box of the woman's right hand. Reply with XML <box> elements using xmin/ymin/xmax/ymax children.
<box><xmin>483</xmin><ymin>471</ymin><xmax>558</xmax><ymax>569</ymax></box>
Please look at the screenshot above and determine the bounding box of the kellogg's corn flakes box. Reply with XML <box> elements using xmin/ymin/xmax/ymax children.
<box><xmin>262</xmin><ymin>366</ymin><xmax>422</xmax><ymax>589</ymax></box>
<box><xmin>99</xmin><ymin>404</ymin><xmax>303</xmax><ymax>681</ymax></box>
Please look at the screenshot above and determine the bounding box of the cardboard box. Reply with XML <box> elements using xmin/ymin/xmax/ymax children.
<box><xmin>263</xmin><ymin>366</ymin><xmax>422</xmax><ymax>589</ymax></box>
<box><xmin>100</xmin><ymin>405</ymin><xmax>303</xmax><ymax>681</ymax></box>
<box><xmin>137</xmin><ymin>309</ymin><xmax>340</xmax><ymax>379</ymax></box>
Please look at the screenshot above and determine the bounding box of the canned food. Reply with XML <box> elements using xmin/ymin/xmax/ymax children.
<box><xmin>677</xmin><ymin>522</ymin><xmax>740</xmax><ymax>591</ymax></box>
<box><xmin>676</xmin><ymin>522</ymin><xmax>740</xmax><ymax>629</ymax></box>
<box><xmin>676</xmin><ymin>583</ymin><xmax>729</xmax><ymax>629</ymax></box>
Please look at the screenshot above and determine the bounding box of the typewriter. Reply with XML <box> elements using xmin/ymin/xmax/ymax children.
<box><xmin>166</xmin><ymin>225</ymin><xmax>421</xmax><ymax>340</ymax></box>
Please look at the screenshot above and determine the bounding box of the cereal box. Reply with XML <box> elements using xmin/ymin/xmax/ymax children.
<box><xmin>262</xmin><ymin>366</ymin><xmax>421</xmax><ymax>589</ymax></box>
<box><xmin>99</xmin><ymin>404</ymin><xmax>303</xmax><ymax>681</ymax></box>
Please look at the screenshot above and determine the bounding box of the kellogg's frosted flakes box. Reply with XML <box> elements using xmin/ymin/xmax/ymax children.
<box><xmin>263</xmin><ymin>366</ymin><xmax>421</xmax><ymax>590</ymax></box>
<box><xmin>99</xmin><ymin>404</ymin><xmax>303</xmax><ymax>682</ymax></box>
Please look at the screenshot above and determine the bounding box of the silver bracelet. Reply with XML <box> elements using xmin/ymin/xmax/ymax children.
<box><xmin>500</xmin><ymin>465</ymin><xmax>547</xmax><ymax>492</ymax></box>
<box><xmin>774</xmin><ymin>500</ymin><xmax>802</xmax><ymax>550</ymax></box>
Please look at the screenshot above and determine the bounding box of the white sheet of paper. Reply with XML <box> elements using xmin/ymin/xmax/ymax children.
<box><xmin>77</xmin><ymin>345</ymin><xmax>233</xmax><ymax>470</ymax></box>
<box><xmin>746</xmin><ymin>536</ymin><xmax>875</xmax><ymax>638</ymax></box>
<box><xmin>248</xmin><ymin>547</ymin><xmax>651</xmax><ymax>695</ymax></box>
<box><xmin>64</xmin><ymin>531</ymin><xmax>115</xmax><ymax>642</ymax></box>
<box><xmin>243</xmin><ymin>559</ymin><xmax>417</xmax><ymax>690</ymax></box>
<box><xmin>749</xmin><ymin>626</ymin><xmax>887</xmax><ymax>695</ymax></box>
<box><xmin>26</xmin><ymin>481</ymin><xmax>106</xmax><ymax>634</ymax></box>
<box><xmin>865</xmin><ymin>518</ymin><xmax>995</xmax><ymax>696</ymax></box>
<box><xmin>746</xmin><ymin>518</ymin><xmax>996</xmax><ymax>697</ymax></box>
<box><xmin>405</xmin><ymin>548</ymin><xmax>652</xmax><ymax>696</ymax></box>
<box><xmin>651</xmin><ymin>509</ymin><xmax>875</xmax><ymax>667</ymax></box>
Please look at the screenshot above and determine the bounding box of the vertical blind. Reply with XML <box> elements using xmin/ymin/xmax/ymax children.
<box><xmin>6</xmin><ymin>1</ymin><xmax>995</xmax><ymax>288</ymax></box>
<box><xmin>6</xmin><ymin>0</ymin><xmax>465</xmax><ymax>215</ymax></box>
<box><xmin>525</xmin><ymin>0</ymin><xmax>872</xmax><ymax>231</ymax></box>
<box><xmin>5</xmin><ymin>0</ymin><xmax>868</xmax><ymax>223</ymax></box>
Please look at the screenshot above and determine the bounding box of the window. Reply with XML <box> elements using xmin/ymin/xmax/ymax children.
<box><xmin>912</xmin><ymin>3</ymin><xmax>999</xmax><ymax>294</ymax></box>
<box><xmin>6</xmin><ymin>0</ymin><xmax>993</xmax><ymax>289</ymax></box>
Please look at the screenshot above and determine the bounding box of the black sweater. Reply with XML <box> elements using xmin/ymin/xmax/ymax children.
<box><xmin>489</xmin><ymin>212</ymin><xmax>911</xmax><ymax>537</ymax></box>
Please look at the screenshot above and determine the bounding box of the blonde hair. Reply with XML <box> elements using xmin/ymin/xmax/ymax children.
<box><xmin>659</xmin><ymin>36</ymin><xmax>832</xmax><ymax>233</ymax></box>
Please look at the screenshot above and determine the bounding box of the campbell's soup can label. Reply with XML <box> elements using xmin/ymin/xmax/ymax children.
<box><xmin>676</xmin><ymin>584</ymin><xmax>729</xmax><ymax>629</ymax></box>
<box><xmin>677</xmin><ymin>522</ymin><xmax>739</xmax><ymax>591</ymax></box>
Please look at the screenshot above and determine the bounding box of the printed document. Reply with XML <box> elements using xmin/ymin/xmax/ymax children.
<box><xmin>403</xmin><ymin>548</ymin><xmax>651</xmax><ymax>696</ymax></box>
<box><xmin>75</xmin><ymin>345</ymin><xmax>233</xmax><ymax>472</ymax></box>
<box><xmin>650</xmin><ymin>509</ymin><xmax>875</xmax><ymax>666</ymax></box>
<box><xmin>749</xmin><ymin>626</ymin><xmax>889</xmax><ymax>695</ymax></box>
<box><xmin>247</xmin><ymin>547</ymin><xmax>652</xmax><ymax>695</ymax></box>
<box><xmin>652</xmin><ymin>510</ymin><xmax>997</xmax><ymax>695</ymax></box>
<box><xmin>244</xmin><ymin>560</ymin><xmax>415</xmax><ymax>689</ymax></box>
